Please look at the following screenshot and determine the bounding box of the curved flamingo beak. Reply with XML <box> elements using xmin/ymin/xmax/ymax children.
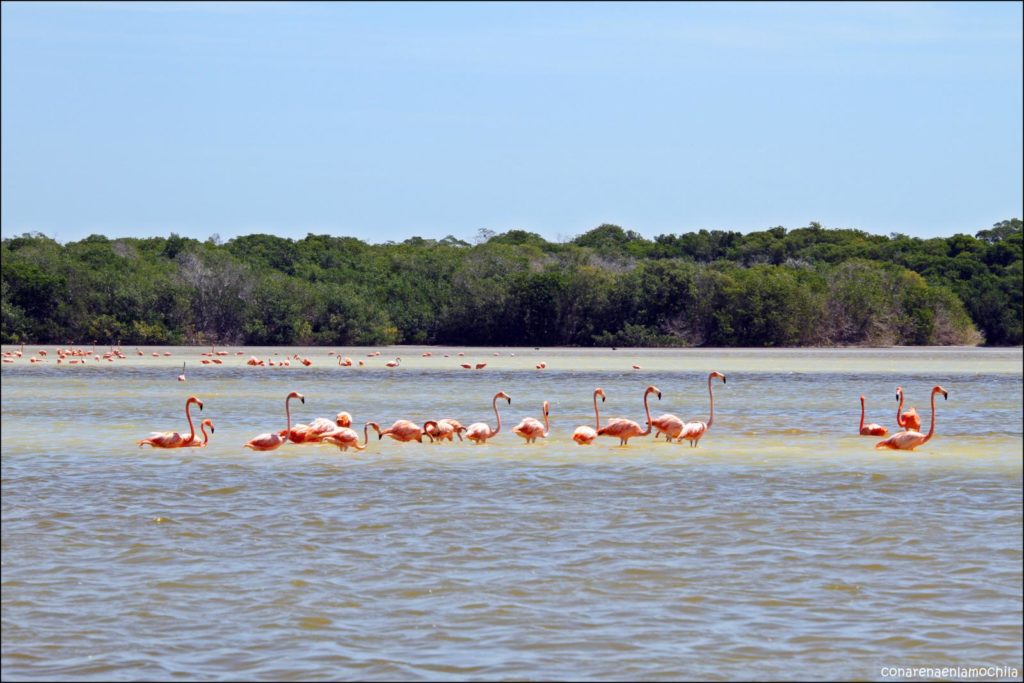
<box><xmin>210</xmin><ymin>425</ymin><xmax>215</xmax><ymax>433</ymax></box>
<box><xmin>942</xmin><ymin>391</ymin><xmax>948</xmax><ymax>400</ymax></box>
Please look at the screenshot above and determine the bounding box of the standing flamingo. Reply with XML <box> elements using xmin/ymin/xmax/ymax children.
<box><xmin>385</xmin><ymin>357</ymin><xmax>401</xmax><ymax>368</ymax></box>
<box><xmin>677</xmin><ymin>371</ymin><xmax>727</xmax><ymax>447</ymax></box>
<box><xmin>322</xmin><ymin>423</ymin><xmax>372</xmax><ymax>452</ymax></box>
<box><xmin>572</xmin><ymin>388</ymin><xmax>606</xmax><ymax>445</ymax></box>
<box><xmin>895</xmin><ymin>386</ymin><xmax>922</xmax><ymax>431</ymax></box>
<box><xmin>651</xmin><ymin>390</ymin><xmax>686</xmax><ymax>442</ymax></box>
<box><xmin>512</xmin><ymin>401</ymin><xmax>550</xmax><ymax>444</ymax></box>
<box><xmin>368</xmin><ymin>420</ymin><xmax>434</xmax><ymax>443</ymax></box>
<box><xmin>597</xmin><ymin>386</ymin><xmax>661</xmax><ymax>446</ymax></box>
<box><xmin>303</xmin><ymin>416</ymin><xmax>341</xmax><ymax>442</ymax></box>
<box><xmin>425</xmin><ymin>419</ymin><xmax>466</xmax><ymax>442</ymax></box>
<box><xmin>137</xmin><ymin>396</ymin><xmax>203</xmax><ymax>448</ymax></box>
<box><xmin>876</xmin><ymin>386</ymin><xmax>949</xmax><ymax>451</ymax></box>
<box><xmin>184</xmin><ymin>419</ymin><xmax>215</xmax><ymax>447</ymax></box>
<box><xmin>244</xmin><ymin>391</ymin><xmax>303</xmax><ymax>451</ymax></box>
<box><xmin>859</xmin><ymin>395</ymin><xmax>888</xmax><ymax>437</ymax></box>
<box><xmin>465</xmin><ymin>391</ymin><xmax>511</xmax><ymax>444</ymax></box>
<box><xmin>177</xmin><ymin>363</ymin><xmax>186</xmax><ymax>382</ymax></box>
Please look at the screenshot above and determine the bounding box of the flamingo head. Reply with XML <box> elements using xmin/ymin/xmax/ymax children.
<box><xmin>287</xmin><ymin>391</ymin><xmax>304</xmax><ymax>404</ymax></box>
<box><xmin>187</xmin><ymin>396</ymin><xmax>203</xmax><ymax>410</ymax></box>
<box><xmin>646</xmin><ymin>385</ymin><xmax>662</xmax><ymax>400</ymax></box>
<box><xmin>711</xmin><ymin>371</ymin><xmax>726</xmax><ymax>384</ymax></box>
<box><xmin>542</xmin><ymin>401</ymin><xmax>549</xmax><ymax>416</ymax></box>
<box><xmin>202</xmin><ymin>419</ymin><xmax>215</xmax><ymax>433</ymax></box>
<box><xmin>366</xmin><ymin>421</ymin><xmax>382</xmax><ymax>438</ymax></box>
<box><xmin>933</xmin><ymin>386</ymin><xmax>948</xmax><ymax>400</ymax></box>
<box><xmin>896</xmin><ymin>386</ymin><xmax>903</xmax><ymax>401</ymax></box>
<box><xmin>496</xmin><ymin>391</ymin><xmax>511</xmax><ymax>404</ymax></box>
<box><xmin>595</xmin><ymin>388</ymin><xmax>606</xmax><ymax>402</ymax></box>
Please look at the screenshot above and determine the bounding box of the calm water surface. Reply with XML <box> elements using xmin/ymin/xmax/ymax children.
<box><xmin>2</xmin><ymin>346</ymin><xmax>1022</xmax><ymax>680</ymax></box>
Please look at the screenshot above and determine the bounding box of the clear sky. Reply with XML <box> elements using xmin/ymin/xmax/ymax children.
<box><xmin>2</xmin><ymin>1</ymin><xmax>1021</xmax><ymax>244</ymax></box>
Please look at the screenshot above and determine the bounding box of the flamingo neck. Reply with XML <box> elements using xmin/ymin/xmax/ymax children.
<box><xmin>640</xmin><ymin>390</ymin><xmax>654</xmax><ymax>436</ymax></box>
<box><xmin>707</xmin><ymin>375</ymin><xmax>716</xmax><ymax>429</ymax></box>
<box><xmin>363</xmin><ymin>424</ymin><xmax>370</xmax><ymax>446</ymax></box>
<box><xmin>860</xmin><ymin>397</ymin><xmax>866</xmax><ymax>430</ymax></box>
<box><xmin>593</xmin><ymin>392</ymin><xmax>601</xmax><ymax>429</ymax></box>
<box><xmin>185</xmin><ymin>400</ymin><xmax>197</xmax><ymax>443</ymax></box>
<box><xmin>492</xmin><ymin>396</ymin><xmax>502</xmax><ymax>436</ymax></box>
<box><xmin>543</xmin><ymin>404</ymin><xmax>550</xmax><ymax>437</ymax></box>
<box><xmin>285</xmin><ymin>397</ymin><xmax>293</xmax><ymax>434</ymax></box>
<box><xmin>201</xmin><ymin>422</ymin><xmax>210</xmax><ymax>445</ymax></box>
<box><xmin>924</xmin><ymin>390</ymin><xmax>939</xmax><ymax>442</ymax></box>
<box><xmin>896</xmin><ymin>390</ymin><xmax>905</xmax><ymax>427</ymax></box>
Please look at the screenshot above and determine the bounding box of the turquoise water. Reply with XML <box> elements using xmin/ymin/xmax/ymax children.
<box><xmin>2</xmin><ymin>346</ymin><xmax>1022</xmax><ymax>680</ymax></box>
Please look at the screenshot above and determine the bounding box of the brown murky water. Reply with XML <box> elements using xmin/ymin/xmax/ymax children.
<box><xmin>2</xmin><ymin>346</ymin><xmax>1022</xmax><ymax>680</ymax></box>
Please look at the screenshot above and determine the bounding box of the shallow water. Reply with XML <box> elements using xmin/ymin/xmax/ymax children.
<box><xmin>2</xmin><ymin>346</ymin><xmax>1022</xmax><ymax>680</ymax></box>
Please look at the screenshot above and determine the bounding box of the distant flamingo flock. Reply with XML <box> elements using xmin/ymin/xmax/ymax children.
<box><xmin>2</xmin><ymin>345</ymin><xmax>950</xmax><ymax>452</ymax></box>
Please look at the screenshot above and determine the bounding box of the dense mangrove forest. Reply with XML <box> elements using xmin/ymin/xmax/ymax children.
<box><xmin>1</xmin><ymin>219</ymin><xmax>1020</xmax><ymax>347</ymax></box>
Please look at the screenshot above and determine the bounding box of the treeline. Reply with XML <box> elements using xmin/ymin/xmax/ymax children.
<box><xmin>1</xmin><ymin>219</ymin><xmax>1020</xmax><ymax>347</ymax></box>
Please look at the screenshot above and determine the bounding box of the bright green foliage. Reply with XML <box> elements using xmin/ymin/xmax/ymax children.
<box><xmin>1</xmin><ymin>220</ymin><xmax>1019</xmax><ymax>346</ymax></box>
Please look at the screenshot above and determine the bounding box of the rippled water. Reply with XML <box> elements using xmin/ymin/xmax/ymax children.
<box><xmin>2</xmin><ymin>346</ymin><xmax>1022</xmax><ymax>680</ymax></box>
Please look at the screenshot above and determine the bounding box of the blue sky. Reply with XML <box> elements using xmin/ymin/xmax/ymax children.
<box><xmin>2</xmin><ymin>1</ymin><xmax>1021</xmax><ymax>244</ymax></box>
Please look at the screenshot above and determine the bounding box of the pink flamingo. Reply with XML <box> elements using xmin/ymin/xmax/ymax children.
<box><xmin>322</xmin><ymin>423</ymin><xmax>372</xmax><ymax>451</ymax></box>
<box><xmin>368</xmin><ymin>420</ymin><xmax>434</xmax><ymax>443</ymax></box>
<box><xmin>572</xmin><ymin>388</ymin><xmax>607</xmax><ymax>445</ymax></box>
<box><xmin>876</xmin><ymin>386</ymin><xmax>948</xmax><ymax>451</ymax></box>
<box><xmin>335</xmin><ymin>411</ymin><xmax>353</xmax><ymax>428</ymax></box>
<box><xmin>597</xmin><ymin>386</ymin><xmax>661</xmax><ymax>445</ymax></box>
<box><xmin>385</xmin><ymin>357</ymin><xmax>401</xmax><ymax>368</ymax></box>
<box><xmin>137</xmin><ymin>396</ymin><xmax>203</xmax><ymax>448</ymax></box>
<box><xmin>651</xmin><ymin>397</ymin><xmax>685</xmax><ymax>441</ymax></box>
<box><xmin>184</xmin><ymin>419</ymin><xmax>215</xmax><ymax>447</ymax></box>
<box><xmin>895</xmin><ymin>386</ymin><xmax>922</xmax><ymax>431</ymax></box>
<box><xmin>677</xmin><ymin>371</ymin><xmax>727</xmax><ymax>447</ymax></box>
<box><xmin>304</xmin><ymin>416</ymin><xmax>341</xmax><ymax>442</ymax></box>
<box><xmin>243</xmin><ymin>391</ymin><xmax>303</xmax><ymax>451</ymax></box>
<box><xmin>465</xmin><ymin>391</ymin><xmax>512</xmax><ymax>444</ymax></box>
<box><xmin>859</xmin><ymin>395</ymin><xmax>888</xmax><ymax>437</ymax></box>
<box><xmin>425</xmin><ymin>419</ymin><xmax>466</xmax><ymax>442</ymax></box>
<box><xmin>512</xmin><ymin>401</ymin><xmax>550</xmax><ymax>444</ymax></box>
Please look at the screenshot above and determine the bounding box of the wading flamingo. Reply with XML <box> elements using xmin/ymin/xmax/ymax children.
<box><xmin>572</xmin><ymin>388</ymin><xmax>606</xmax><ymax>445</ymax></box>
<box><xmin>876</xmin><ymin>386</ymin><xmax>948</xmax><ymax>451</ymax></box>
<box><xmin>177</xmin><ymin>363</ymin><xmax>186</xmax><ymax>382</ymax></box>
<box><xmin>895</xmin><ymin>386</ymin><xmax>922</xmax><ymax>431</ymax></box>
<box><xmin>859</xmin><ymin>395</ymin><xmax>888</xmax><ymax>437</ymax></box>
<box><xmin>368</xmin><ymin>420</ymin><xmax>434</xmax><ymax>443</ymax></box>
<box><xmin>304</xmin><ymin>416</ymin><xmax>341</xmax><ymax>442</ymax></box>
<box><xmin>512</xmin><ymin>401</ymin><xmax>550</xmax><ymax>444</ymax></box>
<box><xmin>137</xmin><ymin>396</ymin><xmax>203</xmax><ymax>448</ymax></box>
<box><xmin>243</xmin><ymin>391</ymin><xmax>303</xmax><ymax>451</ymax></box>
<box><xmin>677</xmin><ymin>372</ymin><xmax>727</xmax><ymax>447</ymax></box>
<box><xmin>425</xmin><ymin>419</ymin><xmax>466</xmax><ymax>442</ymax></box>
<box><xmin>335</xmin><ymin>411</ymin><xmax>353</xmax><ymax>428</ymax></box>
<box><xmin>386</xmin><ymin>357</ymin><xmax>401</xmax><ymax>368</ymax></box>
<box><xmin>465</xmin><ymin>392</ymin><xmax>511</xmax><ymax>444</ymax></box>
<box><xmin>184</xmin><ymin>419</ymin><xmax>215</xmax><ymax>447</ymax></box>
<box><xmin>651</xmin><ymin>393</ymin><xmax>686</xmax><ymax>441</ymax></box>
<box><xmin>598</xmin><ymin>386</ymin><xmax>661</xmax><ymax>446</ymax></box>
<box><xmin>322</xmin><ymin>423</ymin><xmax>372</xmax><ymax>451</ymax></box>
